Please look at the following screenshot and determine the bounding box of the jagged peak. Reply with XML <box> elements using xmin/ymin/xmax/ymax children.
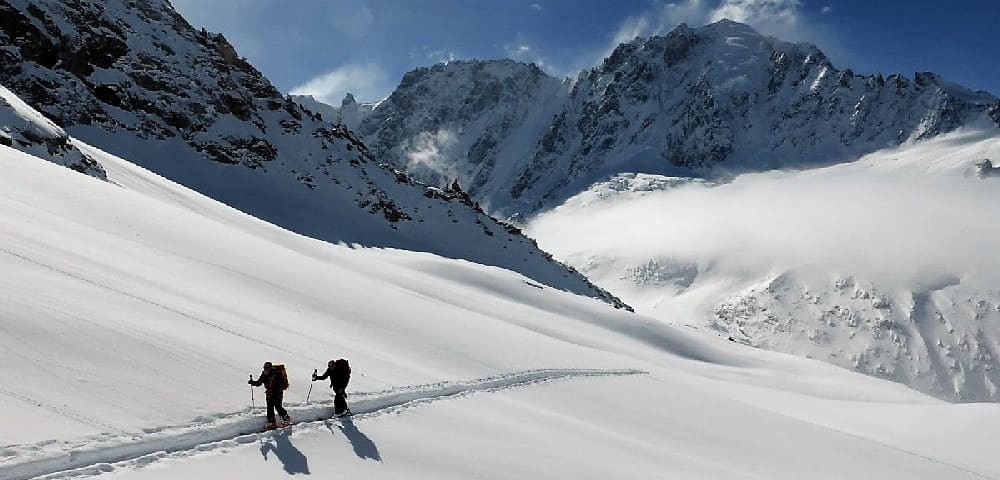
<box><xmin>667</xmin><ymin>22</ymin><xmax>694</xmax><ymax>36</ymax></box>
<box><xmin>913</xmin><ymin>72</ymin><xmax>997</xmax><ymax>103</ymax></box>
<box><xmin>341</xmin><ymin>92</ymin><xmax>357</xmax><ymax>107</ymax></box>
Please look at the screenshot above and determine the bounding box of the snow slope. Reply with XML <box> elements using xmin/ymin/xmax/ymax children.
<box><xmin>529</xmin><ymin>126</ymin><xmax>1000</xmax><ymax>402</ymax></box>
<box><xmin>335</xmin><ymin>21</ymin><xmax>999</xmax><ymax>216</ymax></box>
<box><xmin>2</xmin><ymin>126</ymin><xmax>1000</xmax><ymax>479</ymax></box>
<box><xmin>0</xmin><ymin>0</ymin><xmax>624</xmax><ymax>308</ymax></box>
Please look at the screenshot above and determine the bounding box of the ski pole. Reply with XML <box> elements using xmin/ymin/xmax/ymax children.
<box><xmin>250</xmin><ymin>374</ymin><xmax>255</xmax><ymax>411</ymax></box>
<box><xmin>306</xmin><ymin>369</ymin><xmax>317</xmax><ymax>403</ymax></box>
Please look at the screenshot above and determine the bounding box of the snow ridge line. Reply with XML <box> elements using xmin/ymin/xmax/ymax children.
<box><xmin>2</xmin><ymin>368</ymin><xmax>644</xmax><ymax>480</ymax></box>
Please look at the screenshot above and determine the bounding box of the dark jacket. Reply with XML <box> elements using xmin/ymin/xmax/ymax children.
<box><xmin>315</xmin><ymin>363</ymin><xmax>350</xmax><ymax>390</ymax></box>
<box><xmin>250</xmin><ymin>368</ymin><xmax>283</xmax><ymax>393</ymax></box>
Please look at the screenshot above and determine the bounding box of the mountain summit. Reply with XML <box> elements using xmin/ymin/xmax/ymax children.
<box><xmin>340</xmin><ymin>20</ymin><xmax>999</xmax><ymax>216</ymax></box>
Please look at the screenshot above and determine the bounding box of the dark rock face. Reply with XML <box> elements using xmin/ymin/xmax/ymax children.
<box><xmin>344</xmin><ymin>20</ymin><xmax>999</xmax><ymax>216</ymax></box>
<box><xmin>0</xmin><ymin>0</ymin><xmax>290</xmax><ymax>167</ymax></box>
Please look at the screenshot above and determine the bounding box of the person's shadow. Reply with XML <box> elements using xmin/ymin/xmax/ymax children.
<box><xmin>260</xmin><ymin>430</ymin><xmax>310</xmax><ymax>475</ymax></box>
<box><xmin>327</xmin><ymin>417</ymin><xmax>382</xmax><ymax>462</ymax></box>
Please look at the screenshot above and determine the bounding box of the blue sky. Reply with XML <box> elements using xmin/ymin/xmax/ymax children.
<box><xmin>171</xmin><ymin>0</ymin><xmax>999</xmax><ymax>105</ymax></box>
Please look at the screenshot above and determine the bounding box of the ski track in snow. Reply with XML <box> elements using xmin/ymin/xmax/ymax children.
<box><xmin>0</xmin><ymin>368</ymin><xmax>645</xmax><ymax>480</ymax></box>
<box><xmin>0</xmin><ymin>389</ymin><xmax>122</xmax><ymax>436</ymax></box>
<box><xmin>1</xmin><ymin>247</ymin><xmax>302</xmax><ymax>358</ymax></box>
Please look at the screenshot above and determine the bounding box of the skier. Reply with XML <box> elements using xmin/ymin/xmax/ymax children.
<box><xmin>249</xmin><ymin>361</ymin><xmax>291</xmax><ymax>430</ymax></box>
<box><xmin>313</xmin><ymin>358</ymin><xmax>351</xmax><ymax>416</ymax></box>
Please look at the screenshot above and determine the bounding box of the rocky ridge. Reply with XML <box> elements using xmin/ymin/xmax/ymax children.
<box><xmin>336</xmin><ymin>20</ymin><xmax>999</xmax><ymax>217</ymax></box>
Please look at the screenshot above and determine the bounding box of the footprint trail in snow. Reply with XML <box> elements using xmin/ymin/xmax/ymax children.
<box><xmin>1</xmin><ymin>368</ymin><xmax>645</xmax><ymax>480</ymax></box>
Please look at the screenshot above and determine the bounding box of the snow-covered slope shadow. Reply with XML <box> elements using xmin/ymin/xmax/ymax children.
<box><xmin>1</xmin><ymin>369</ymin><xmax>643</xmax><ymax>480</ymax></box>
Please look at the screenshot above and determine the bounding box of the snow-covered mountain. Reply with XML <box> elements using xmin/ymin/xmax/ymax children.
<box><xmin>335</xmin><ymin>20</ymin><xmax>999</xmax><ymax>216</ymax></box>
<box><xmin>3</xmin><ymin>3</ymin><xmax>1000</xmax><ymax>477</ymax></box>
<box><xmin>0</xmin><ymin>0</ymin><xmax>625</xmax><ymax>308</ymax></box>
<box><xmin>3</xmin><ymin>123</ymin><xmax>999</xmax><ymax>480</ymax></box>
<box><xmin>299</xmin><ymin>18</ymin><xmax>1000</xmax><ymax>401</ymax></box>
<box><xmin>529</xmin><ymin>128</ymin><xmax>1000</xmax><ymax>402</ymax></box>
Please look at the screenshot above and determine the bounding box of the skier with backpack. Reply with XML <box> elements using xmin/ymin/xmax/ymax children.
<box><xmin>249</xmin><ymin>361</ymin><xmax>291</xmax><ymax>430</ymax></box>
<box><xmin>313</xmin><ymin>358</ymin><xmax>351</xmax><ymax>416</ymax></box>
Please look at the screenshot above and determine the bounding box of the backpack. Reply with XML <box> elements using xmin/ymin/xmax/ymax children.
<box><xmin>273</xmin><ymin>363</ymin><xmax>289</xmax><ymax>391</ymax></box>
<box><xmin>334</xmin><ymin>358</ymin><xmax>351</xmax><ymax>375</ymax></box>
<box><xmin>331</xmin><ymin>358</ymin><xmax>351</xmax><ymax>384</ymax></box>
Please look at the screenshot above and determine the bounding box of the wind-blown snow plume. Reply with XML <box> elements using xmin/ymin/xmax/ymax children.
<box><xmin>709</xmin><ymin>0</ymin><xmax>804</xmax><ymax>39</ymax></box>
<box><xmin>401</xmin><ymin>129</ymin><xmax>461</xmax><ymax>184</ymax></box>
<box><xmin>599</xmin><ymin>0</ymin><xmax>839</xmax><ymax>64</ymax></box>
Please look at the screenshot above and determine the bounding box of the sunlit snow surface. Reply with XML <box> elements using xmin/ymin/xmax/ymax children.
<box><xmin>2</xmin><ymin>132</ymin><xmax>999</xmax><ymax>478</ymax></box>
<box><xmin>529</xmin><ymin>127</ymin><xmax>1000</xmax><ymax>402</ymax></box>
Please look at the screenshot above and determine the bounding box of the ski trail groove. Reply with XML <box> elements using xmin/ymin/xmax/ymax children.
<box><xmin>1</xmin><ymin>368</ymin><xmax>644</xmax><ymax>480</ymax></box>
<box><xmin>0</xmin><ymin>388</ymin><xmax>122</xmax><ymax>434</ymax></box>
<box><xmin>1</xmin><ymin>247</ymin><xmax>300</xmax><ymax>357</ymax></box>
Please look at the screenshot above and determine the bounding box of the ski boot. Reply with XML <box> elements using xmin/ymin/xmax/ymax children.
<box><xmin>264</xmin><ymin>421</ymin><xmax>278</xmax><ymax>431</ymax></box>
<box><xmin>282</xmin><ymin>415</ymin><xmax>292</xmax><ymax>427</ymax></box>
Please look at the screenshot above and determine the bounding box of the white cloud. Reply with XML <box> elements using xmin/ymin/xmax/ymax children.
<box><xmin>821</xmin><ymin>5</ymin><xmax>833</xmax><ymax>14</ymax></box>
<box><xmin>530</xmin><ymin>3</ymin><xmax>543</xmax><ymax>11</ymax></box>
<box><xmin>289</xmin><ymin>63</ymin><xmax>391</xmax><ymax>104</ymax></box>
<box><xmin>529</xmin><ymin>131</ymin><xmax>1000</xmax><ymax>290</ymax></box>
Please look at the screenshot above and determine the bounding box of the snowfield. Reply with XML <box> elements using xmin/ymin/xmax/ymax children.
<box><xmin>3</xmin><ymin>134</ymin><xmax>1000</xmax><ymax>478</ymax></box>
